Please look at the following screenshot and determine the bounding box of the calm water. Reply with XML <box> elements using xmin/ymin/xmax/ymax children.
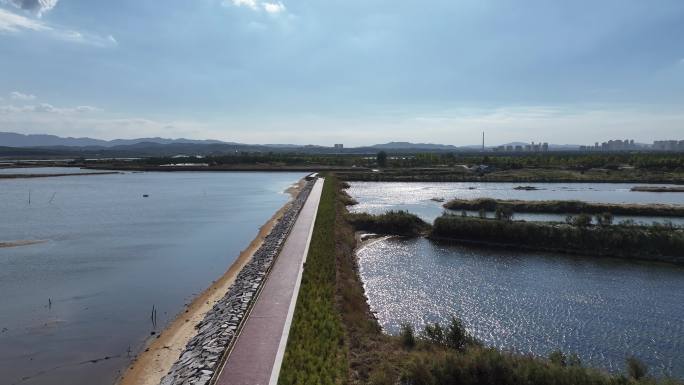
<box><xmin>348</xmin><ymin>181</ymin><xmax>684</xmax><ymax>224</ymax></box>
<box><xmin>358</xmin><ymin>237</ymin><xmax>684</xmax><ymax>377</ymax></box>
<box><xmin>0</xmin><ymin>171</ymin><xmax>303</xmax><ymax>385</ymax></box>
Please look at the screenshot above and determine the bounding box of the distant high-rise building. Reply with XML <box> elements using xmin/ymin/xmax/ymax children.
<box><xmin>653</xmin><ymin>140</ymin><xmax>684</xmax><ymax>151</ymax></box>
<box><xmin>333</xmin><ymin>143</ymin><xmax>344</xmax><ymax>149</ymax></box>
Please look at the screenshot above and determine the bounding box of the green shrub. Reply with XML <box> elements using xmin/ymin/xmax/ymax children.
<box><xmin>627</xmin><ymin>357</ymin><xmax>648</xmax><ymax>380</ymax></box>
<box><xmin>400</xmin><ymin>323</ymin><xmax>416</xmax><ymax>349</ymax></box>
<box><xmin>431</xmin><ymin>215</ymin><xmax>684</xmax><ymax>260</ymax></box>
<box><xmin>347</xmin><ymin>210</ymin><xmax>430</xmax><ymax>236</ymax></box>
<box><xmin>421</xmin><ymin>322</ymin><xmax>445</xmax><ymax>345</ymax></box>
<box><xmin>549</xmin><ymin>350</ymin><xmax>567</xmax><ymax>366</ymax></box>
<box><xmin>596</xmin><ymin>212</ymin><xmax>614</xmax><ymax>226</ymax></box>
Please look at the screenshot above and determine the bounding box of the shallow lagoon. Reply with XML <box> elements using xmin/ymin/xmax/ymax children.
<box><xmin>348</xmin><ymin>181</ymin><xmax>684</xmax><ymax>224</ymax></box>
<box><xmin>349</xmin><ymin>182</ymin><xmax>684</xmax><ymax>378</ymax></box>
<box><xmin>0</xmin><ymin>171</ymin><xmax>303</xmax><ymax>385</ymax></box>
<box><xmin>358</xmin><ymin>237</ymin><xmax>684</xmax><ymax>378</ymax></box>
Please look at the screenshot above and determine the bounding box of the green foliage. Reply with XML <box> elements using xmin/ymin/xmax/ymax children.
<box><xmin>571</xmin><ymin>213</ymin><xmax>593</xmax><ymax>227</ymax></box>
<box><xmin>347</xmin><ymin>210</ymin><xmax>431</xmax><ymax>236</ymax></box>
<box><xmin>400</xmin><ymin>323</ymin><xmax>416</xmax><ymax>349</ymax></box>
<box><xmin>432</xmin><ymin>215</ymin><xmax>684</xmax><ymax>261</ymax></box>
<box><xmin>495</xmin><ymin>206</ymin><xmax>514</xmax><ymax>221</ymax></box>
<box><xmin>377</xmin><ymin>151</ymin><xmax>388</xmax><ymax>167</ymax></box>
<box><xmin>278</xmin><ymin>178</ymin><xmax>348</xmax><ymax>385</ymax></box>
<box><xmin>398</xmin><ymin>347</ymin><xmax>642</xmax><ymax>385</ymax></box>
<box><xmin>444</xmin><ymin>198</ymin><xmax>684</xmax><ymax>217</ymax></box>
<box><xmin>568</xmin><ymin>353</ymin><xmax>582</xmax><ymax>367</ymax></box>
<box><xmin>627</xmin><ymin>357</ymin><xmax>648</xmax><ymax>380</ymax></box>
<box><xmin>419</xmin><ymin>316</ymin><xmax>478</xmax><ymax>351</ymax></box>
<box><xmin>421</xmin><ymin>323</ymin><xmax>445</xmax><ymax>345</ymax></box>
<box><xmin>596</xmin><ymin>212</ymin><xmax>614</xmax><ymax>226</ymax></box>
<box><xmin>444</xmin><ymin>316</ymin><xmax>473</xmax><ymax>351</ymax></box>
<box><xmin>549</xmin><ymin>350</ymin><xmax>567</xmax><ymax>366</ymax></box>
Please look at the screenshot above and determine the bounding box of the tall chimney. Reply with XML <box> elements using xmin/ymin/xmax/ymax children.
<box><xmin>482</xmin><ymin>131</ymin><xmax>485</xmax><ymax>151</ymax></box>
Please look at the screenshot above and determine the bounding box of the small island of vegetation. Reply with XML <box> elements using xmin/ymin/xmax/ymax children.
<box><xmin>346</xmin><ymin>210</ymin><xmax>431</xmax><ymax>236</ymax></box>
<box><xmin>443</xmin><ymin>198</ymin><xmax>684</xmax><ymax>217</ymax></box>
<box><xmin>431</xmin><ymin>215</ymin><xmax>683</xmax><ymax>264</ymax></box>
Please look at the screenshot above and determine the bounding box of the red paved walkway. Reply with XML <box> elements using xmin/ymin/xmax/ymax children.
<box><xmin>215</xmin><ymin>178</ymin><xmax>324</xmax><ymax>385</ymax></box>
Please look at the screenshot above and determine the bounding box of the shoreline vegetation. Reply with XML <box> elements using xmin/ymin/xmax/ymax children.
<box><xmin>279</xmin><ymin>176</ymin><xmax>683</xmax><ymax>385</ymax></box>
<box><xmin>5</xmin><ymin>151</ymin><xmax>684</xmax><ymax>184</ymax></box>
<box><xmin>431</xmin><ymin>215</ymin><xmax>684</xmax><ymax>264</ymax></box>
<box><xmin>443</xmin><ymin>198</ymin><xmax>684</xmax><ymax>217</ymax></box>
<box><xmin>337</xmin><ymin>168</ymin><xmax>684</xmax><ymax>184</ymax></box>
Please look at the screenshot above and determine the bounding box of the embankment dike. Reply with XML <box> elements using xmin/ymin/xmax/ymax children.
<box><xmin>159</xmin><ymin>178</ymin><xmax>321</xmax><ymax>385</ymax></box>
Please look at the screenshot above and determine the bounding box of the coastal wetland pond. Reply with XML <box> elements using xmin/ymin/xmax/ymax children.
<box><xmin>0</xmin><ymin>171</ymin><xmax>303</xmax><ymax>385</ymax></box>
<box><xmin>349</xmin><ymin>182</ymin><xmax>684</xmax><ymax>378</ymax></box>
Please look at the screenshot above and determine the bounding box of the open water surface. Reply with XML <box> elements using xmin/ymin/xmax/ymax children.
<box><xmin>0</xmin><ymin>171</ymin><xmax>302</xmax><ymax>385</ymax></box>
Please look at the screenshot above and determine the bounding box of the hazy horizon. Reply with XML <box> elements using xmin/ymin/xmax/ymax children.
<box><xmin>1</xmin><ymin>0</ymin><xmax>683</xmax><ymax>146</ymax></box>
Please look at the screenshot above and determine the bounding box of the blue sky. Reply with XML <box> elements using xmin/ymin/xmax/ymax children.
<box><xmin>1</xmin><ymin>0</ymin><xmax>683</xmax><ymax>145</ymax></box>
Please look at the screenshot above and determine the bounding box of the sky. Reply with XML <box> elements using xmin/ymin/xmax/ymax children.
<box><xmin>0</xmin><ymin>0</ymin><xmax>683</xmax><ymax>146</ymax></box>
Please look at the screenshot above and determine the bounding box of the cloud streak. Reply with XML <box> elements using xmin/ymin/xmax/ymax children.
<box><xmin>10</xmin><ymin>91</ymin><xmax>36</xmax><ymax>100</ymax></box>
<box><xmin>0</xmin><ymin>7</ymin><xmax>47</xmax><ymax>31</ymax></box>
<box><xmin>0</xmin><ymin>7</ymin><xmax>116</xmax><ymax>46</ymax></box>
<box><xmin>0</xmin><ymin>102</ymin><xmax>101</xmax><ymax>114</ymax></box>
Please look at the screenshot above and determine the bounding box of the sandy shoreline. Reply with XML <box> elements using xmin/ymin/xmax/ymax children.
<box><xmin>116</xmin><ymin>180</ymin><xmax>304</xmax><ymax>385</ymax></box>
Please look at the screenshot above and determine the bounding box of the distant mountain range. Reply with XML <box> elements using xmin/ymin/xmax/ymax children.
<box><xmin>0</xmin><ymin>131</ymin><xmax>589</xmax><ymax>158</ymax></box>
<box><xmin>0</xmin><ymin>132</ymin><xmax>233</xmax><ymax>148</ymax></box>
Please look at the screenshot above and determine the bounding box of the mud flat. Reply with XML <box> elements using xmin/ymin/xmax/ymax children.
<box><xmin>0</xmin><ymin>239</ymin><xmax>48</xmax><ymax>248</ymax></box>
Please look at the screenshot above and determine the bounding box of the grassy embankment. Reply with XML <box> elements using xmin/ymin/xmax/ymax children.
<box><xmin>279</xmin><ymin>176</ymin><xmax>682</xmax><ymax>385</ymax></box>
<box><xmin>278</xmin><ymin>177</ymin><xmax>348</xmax><ymax>385</ymax></box>
<box><xmin>443</xmin><ymin>198</ymin><xmax>684</xmax><ymax>217</ymax></box>
<box><xmin>431</xmin><ymin>215</ymin><xmax>684</xmax><ymax>264</ymax></box>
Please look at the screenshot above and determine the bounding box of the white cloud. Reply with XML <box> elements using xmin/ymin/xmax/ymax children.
<box><xmin>0</xmin><ymin>7</ymin><xmax>48</xmax><ymax>32</ymax></box>
<box><xmin>228</xmin><ymin>0</ymin><xmax>258</xmax><ymax>10</ymax></box>
<box><xmin>4</xmin><ymin>0</ymin><xmax>59</xmax><ymax>17</ymax></box>
<box><xmin>0</xmin><ymin>8</ymin><xmax>116</xmax><ymax>47</ymax></box>
<box><xmin>0</xmin><ymin>102</ymin><xmax>101</xmax><ymax>114</ymax></box>
<box><xmin>10</xmin><ymin>91</ymin><xmax>36</xmax><ymax>100</ymax></box>
<box><xmin>262</xmin><ymin>1</ymin><xmax>285</xmax><ymax>14</ymax></box>
<box><xmin>224</xmin><ymin>0</ymin><xmax>287</xmax><ymax>14</ymax></box>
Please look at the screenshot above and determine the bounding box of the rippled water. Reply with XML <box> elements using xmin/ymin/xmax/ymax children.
<box><xmin>0</xmin><ymin>171</ymin><xmax>303</xmax><ymax>385</ymax></box>
<box><xmin>358</xmin><ymin>237</ymin><xmax>684</xmax><ymax>377</ymax></box>
<box><xmin>348</xmin><ymin>181</ymin><xmax>684</xmax><ymax>224</ymax></box>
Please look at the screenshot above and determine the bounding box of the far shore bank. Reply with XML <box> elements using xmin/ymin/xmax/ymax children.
<box><xmin>115</xmin><ymin>178</ymin><xmax>305</xmax><ymax>385</ymax></box>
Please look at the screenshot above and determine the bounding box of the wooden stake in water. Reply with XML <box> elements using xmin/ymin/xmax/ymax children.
<box><xmin>151</xmin><ymin>305</ymin><xmax>157</xmax><ymax>330</ymax></box>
